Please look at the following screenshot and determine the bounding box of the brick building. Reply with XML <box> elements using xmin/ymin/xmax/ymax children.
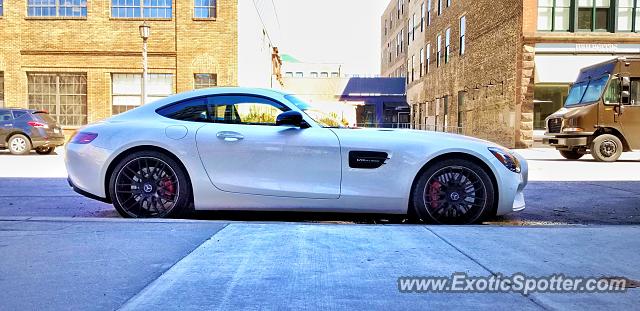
<box><xmin>0</xmin><ymin>0</ymin><xmax>280</xmax><ymax>130</ymax></box>
<box><xmin>381</xmin><ymin>0</ymin><xmax>640</xmax><ymax>148</ymax></box>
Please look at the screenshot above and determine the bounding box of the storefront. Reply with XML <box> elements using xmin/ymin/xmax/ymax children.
<box><xmin>533</xmin><ymin>43</ymin><xmax>640</xmax><ymax>129</ymax></box>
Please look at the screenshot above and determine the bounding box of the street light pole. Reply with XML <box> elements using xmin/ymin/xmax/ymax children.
<box><xmin>139</xmin><ymin>22</ymin><xmax>151</xmax><ymax>105</ymax></box>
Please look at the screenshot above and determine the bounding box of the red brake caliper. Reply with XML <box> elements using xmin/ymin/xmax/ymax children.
<box><xmin>161</xmin><ymin>177</ymin><xmax>175</xmax><ymax>200</ymax></box>
<box><xmin>428</xmin><ymin>181</ymin><xmax>442</xmax><ymax>210</ymax></box>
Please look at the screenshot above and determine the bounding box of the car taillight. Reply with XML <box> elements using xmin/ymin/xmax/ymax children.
<box><xmin>70</xmin><ymin>132</ymin><xmax>98</xmax><ymax>144</ymax></box>
<box><xmin>27</xmin><ymin>121</ymin><xmax>47</xmax><ymax>128</ymax></box>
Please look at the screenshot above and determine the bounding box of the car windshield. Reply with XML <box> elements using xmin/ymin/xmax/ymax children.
<box><xmin>284</xmin><ymin>94</ymin><xmax>344</xmax><ymax>128</ymax></box>
<box><xmin>565</xmin><ymin>75</ymin><xmax>610</xmax><ymax>107</ymax></box>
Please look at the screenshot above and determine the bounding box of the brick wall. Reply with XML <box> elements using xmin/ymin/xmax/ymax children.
<box><xmin>0</xmin><ymin>0</ymin><xmax>237</xmax><ymax>126</ymax></box>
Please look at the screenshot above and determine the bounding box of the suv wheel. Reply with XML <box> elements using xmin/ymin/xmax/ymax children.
<box><xmin>109</xmin><ymin>151</ymin><xmax>192</xmax><ymax>218</ymax></box>
<box><xmin>411</xmin><ymin>159</ymin><xmax>496</xmax><ymax>225</ymax></box>
<box><xmin>591</xmin><ymin>134</ymin><xmax>622</xmax><ymax>162</ymax></box>
<box><xmin>559</xmin><ymin>149</ymin><xmax>584</xmax><ymax>160</ymax></box>
<box><xmin>8</xmin><ymin>134</ymin><xmax>32</xmax><ymax>155</ymax></box>
<box><xmin>36</xmin><ymin>147</ymin><xmax>55</xmax><ymax>155</ymax></box>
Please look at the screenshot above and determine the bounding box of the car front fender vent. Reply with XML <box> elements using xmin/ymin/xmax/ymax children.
<box><xmin>349</xmin><ymin>151</ymin><xmax>389</xmax><ymax>169</ymax></box>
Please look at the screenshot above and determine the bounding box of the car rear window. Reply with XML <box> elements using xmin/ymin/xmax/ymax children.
<box><xmin>12</xmin><ymin>111</ymin><xmax>29</xmax><ymax>119</ymax></box>
<box><xmin>33</xmin><ymin>112</ymin><xmax>57</xmax><ymax>124</ymax></box>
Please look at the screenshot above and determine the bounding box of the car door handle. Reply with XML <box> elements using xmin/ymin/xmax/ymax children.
<box><xmin>216</xmin><ymin>131</ymin><xmax>244</xmax><ymax>142</ymax></box>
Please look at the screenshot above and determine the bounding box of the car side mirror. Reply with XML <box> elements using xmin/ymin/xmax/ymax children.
<box><xmin>276</xmin><ymin>111</ymin><xmax>309</xmax><ymax>128</ymax></box>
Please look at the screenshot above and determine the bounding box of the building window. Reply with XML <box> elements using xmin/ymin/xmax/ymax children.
<box><xmin>436</xmin><ymin>34</ymin><xmax>442</xmax><ymax>67</ymax></box>
<box><xmin>27</xmin><ymin>0</ymin><xmax>87</xmax><ymax>17</ymax></box>
<box><xmin>445</xmin><ymin>28</ymin><xmax>451</xmax><ymax>64</ymax></box>
<box><xmin>194</xmin><ymin>73</ymin><xmax>217</xmax><ymax>89</ymax></box>
<box><xmin>421</xmin><ymin>2</ymin><xmax>425</xmax><ymax>31</ymax></box>
<box><xmin>408</xmin><ymin>20</ymin><xmax>412</xmax><ymax>43</ymax></box>
<box><xmin>427</xmin><ymin>0</ymin><xmax>432</xmax><ymax>25</ymax></box>
<box><xmin>577</xmin><ymin>0</ymin><xmax>610</xmax><ymax>31</ymax></box>
<box><xmin>384</xmin><ymin>19</ymin><xmax>388</xmax><ymax>36</ymax></box>
<box><xmin>320</xmin><ymin>72</ymin><xmax>329</xmax><ymax>78</ymax></box>
<box><xmin>111</xmin><ymin>0</ymin><xmax>172</xmax><ymax>19</ymax></box>
<box><xmin>112</xmin><ymin>73</ymin><xmax>174</xmax><ymax>115</ymax></box>
<box><xmin>426</xmin><ymin>43</ymin><xmax>431</xmax><ymax>73</ymax></box>
<box><xmin>412</xmin><ymin>13</ymin><xmax>417</xmax><ymax>40</ymax></box>
<box><xmin>411</xmin><ymin>55</ymin><xmax>415</xmax><ymax>82</ymax></box>
<box><xmin>460</xmin><ymin>15</ymin><xmax>466</xmax><ymax>55</ymax></box>
<box><xmin>400</xmin><ymin>29</ymin><xmax>404</xmax><ymax>53</ymax></box>
<box><xmin>397</xmin><ymin>0</ymin><xmax>401</xmax><ymax>18</ymax></box>
<box><xmin>27</xmin><ymin>73</ymin><xmax>87</xmax><ymax>127</ymax></box>
<box><xmin>295</xmin><ymin>72</ymin><xmax>303</xmax><ymax>78</ymax></box>
<box><xmin>419</xmin><ymin>48</ymin><xmax>424</xmax><ymax>77</ymax></box>
<box><xmin>447</xmin><ymin>0</ymin><xmax>451</xmax><ymax>7</ymax></box>
<box><xmin>618</xmin><ymin>0</ymin><xmax>639</xmax><ymax>31</ymax></box>
<box><xmin>0</xmin><ymin>0</ymin><xmax>3</xmax><ymax>16</ymax></box>
<box><xmin>457</xmin><ymin>91</ymin><xmax>465</xmax><ymax>129</ymax></box>
<box><xmin>285</xmin><ymin>72</ymin><xmax>293</xmax><ymax>77</ymax></box>
<box><xmin>194</xmin><ymin>0</ymin><xmax>216</xmax><ymax>19</ymax></box>
<box><xmin>538</xmin><ymin>0</ymin><xmax>571</xmax><ymax>31</ymax></box>
<box><xmin>438</xmin><ymin>0</ymin><xmax>442</xmax><ymax>15</ymax></box>
<box><xmin>331</xmin><ymin>72</ymin><xmax>340</xmax><ymax>78</ymax></box>
<box><xmin>311</xmin><ymin>72</ymin><xmax>318</xmax><ymax>78</ymax></box>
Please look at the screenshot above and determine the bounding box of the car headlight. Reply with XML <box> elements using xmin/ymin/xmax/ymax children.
<box><xmin>488</xmin><ymin>147</ymin><xmax>521</xmax><ymax>173</ymax></box>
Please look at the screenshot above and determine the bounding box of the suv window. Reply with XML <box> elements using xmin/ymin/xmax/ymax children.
<box><xmin>0</xmin><ymin>110</ymin><xmax>12</xmax><ymax>122</ymax></box>
<box><xmin>12</xmin><ymin>111</ymin><xmax>29</xmax><ymax>120</ymax></box>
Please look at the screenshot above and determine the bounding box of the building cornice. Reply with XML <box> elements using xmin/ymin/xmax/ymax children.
<box><xmin>523</xmin><ymin>33</ymin><xmax>640</xmax><ymax>45</ymax></box>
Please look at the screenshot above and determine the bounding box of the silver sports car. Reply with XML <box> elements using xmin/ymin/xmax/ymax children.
<box><xmin>65</xmin><ymin>87</ymin><xmax>528</xmax><ymax>224</ymax></box>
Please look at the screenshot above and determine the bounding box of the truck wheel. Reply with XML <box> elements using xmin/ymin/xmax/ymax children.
<box><xmin>590</xmin><ymin>134</ymin><xmax>622</xmax><ymax>162</ymax></box>
<box><xmin>559</xmin><ymin>150</ymin><xmax>583</xmax><ymax>160</ymax></box>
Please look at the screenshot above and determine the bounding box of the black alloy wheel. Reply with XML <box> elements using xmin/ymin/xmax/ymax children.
<box><xmin>109</xmin><ymin>151</ymin><xmax>191</xmax><ymax>218</ymax></box>
<box><xmin>412</xmin><ymin>159</ymin><xmax>495</xmax><ymax>224</ymax></box>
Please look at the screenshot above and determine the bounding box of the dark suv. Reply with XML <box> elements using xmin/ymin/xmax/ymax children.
<box><xmin>0</xmin><ymin>109</ymin><xmax>65</xmax><ymax>155</ymax></box>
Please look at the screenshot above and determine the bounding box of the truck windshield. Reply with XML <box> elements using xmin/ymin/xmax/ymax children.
<box><xmin>565</xmin><ymin>75</ymin><xmax>609</xmax><ymax>107</ymax></box>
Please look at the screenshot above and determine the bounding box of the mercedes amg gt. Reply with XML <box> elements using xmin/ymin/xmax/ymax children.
<box><xmin>65</xmin><ymin>88</ymin><xmax>528</xmax><ymax>224</ymax></box>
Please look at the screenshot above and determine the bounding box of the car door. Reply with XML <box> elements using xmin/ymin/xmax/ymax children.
<box><xmin>195</xmin><ymin>95</ymin><xmax>342</xmax><ymax>199</ymax></box>
<box><xmin>0</xmin><ymin>109</ymin><xmax>14</xmax><ymax>144</ymax></box>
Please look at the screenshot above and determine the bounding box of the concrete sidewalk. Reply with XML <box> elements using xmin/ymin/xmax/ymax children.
<box><xmin>1</xmin><ymin>218</ymin><xmax>638</xmax><ymax>310</ymax></box>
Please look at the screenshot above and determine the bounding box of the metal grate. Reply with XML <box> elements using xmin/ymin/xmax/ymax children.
<box><xmin>547</xmin><ymin>117</ymin><xmax>562</xmax><ymax>133</ymax></box>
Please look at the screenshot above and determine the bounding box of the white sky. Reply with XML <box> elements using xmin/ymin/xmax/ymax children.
<box><xmin>272</xmin><ymin>0</ymin><xmax>390</xmax><ymax>76</ymax></box>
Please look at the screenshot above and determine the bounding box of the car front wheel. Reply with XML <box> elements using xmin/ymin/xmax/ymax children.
<box><xmin>412</xmin><ymin>159</ymin><xmax>496</xmax><ymax>225</ymax></box>
<box><xmin>109</xmin><ymin>151</ymin><xmax>192</xmax><ymax>218</ymax></box>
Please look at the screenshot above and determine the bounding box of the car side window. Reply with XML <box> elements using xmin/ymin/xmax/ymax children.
<box><xmin>0</xmin><ymin>110</ymin><xmax>12</xmax><ymax>122</ymax></box>
<box><xmin>209</xmin><ymin>95</ymin><xmax>290</xmax><ymax>125</ymax></box>
<box><xmin>12</xmin><ymin>111</ymin><xmax>29</xmax><ymax>120</ymax></box>
<box><xmin>156</xmin><ymin>97</ymin><xmax>212</xmax><ymax>122</ymax></box>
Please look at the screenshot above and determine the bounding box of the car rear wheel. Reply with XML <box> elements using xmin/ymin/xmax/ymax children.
<box><xmin>559</xmin><ymin>150</ymin><xmax>583</xmax><ymax>160</ymax></box>
<box><xmin>109</xmin><ymin>151</ymin><xmax>192</xmax><ymax>218</ymax></box>
<box><xmin>35</xmin><ymin>147</ymin><xmax>55</xmax><ymax>155</ymax></box>
<box><xmin>590</xmin><ymin>134</ymin><xmax>622</xmax><ymax>162</ymax></box>
<box><xmin>411</xmin><ymin>159</ymin><xmax>495</xmax><ymax>225</ymax></box>
<box><xmin>8</xmin><ymin>134</ymin><xmax>31</xmax><ymax>155</ymax></box>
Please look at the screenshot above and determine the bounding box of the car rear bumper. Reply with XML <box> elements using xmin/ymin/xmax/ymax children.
<box><xmin>31</xmin><ymin>136</ymin><xmax>66</xmax><ymax>148</ymax></box>
<box><xmin>65</xmin><ymin>143</ymin><xmax>112</xmax><ymax>200</ymax></box>
<box><xmin>68</xmin><ymin>177</ymin><xmax>111</xmax><ymax>203</ymax></box>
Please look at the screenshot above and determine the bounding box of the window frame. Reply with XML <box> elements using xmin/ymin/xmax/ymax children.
<box><xmin>194</xmin><ymin>73</ymin><xmax>217</xmax><ymax>89</ymax></box>
<box><xmin>111</xmin><ymin>0</ymin><xmax>173</xmax><ymax>20</ymax></box>
<box><xmin>436</xmin><ymin>34</ymin><xmax>442</xmax><ymax>67</ymax></box>
<box><xmin>459</xmin><ymin>15</ymin><xmax>466</xmax><ymax>56</ymax></box>
<box><xmin>445</xmin><ymin>27</ymin><xmax>451</xmax><ymax>64</ymax></box>
<box><xmin>26</xmin><ymin>0</ymin><xmax>88</xmax><ymax>19</ymax></box>
<box><xmin>421</xmin><ymin>2</ymin><xmax>425</xmax><ymax>31</ymax></box>
<box><xmin>193</xmin><ymin>0</ymin><xmax>216</xmax><ymax>20</ymax></box>
<box><xmin>111</xmin><ymin>73</ymin><xmax>174</xmax><ymax>115</ymax></box>
<box><xmin>537</xmin><ymin>0</ymin><xmax>573</xmax><ymax>32</ymax></box>
<box><xmin>419</xmin><ymin>47</ymin><xmax>424</xmax><ymax>77</ymax></box>
<box><xmin>27</xmin><ymin>72</ymin><xmax>88</xmax><ymax>127</ymax></box>
<box><xmin>426</xmin><ymin>43</ymin><xmax>431</xmax><ymax>73</ymax></box>
<box><xmin>576</xmin><ymin>0</ymin><xmax>612</xmax><ymax>32</ymax></box>
<box><xmin>617</xmin><ymin>0</ymin><xmax>639</xmax><ymax>32</ymax></box>
<box><xmin>0</xmin><ymin>0</ymin><xmax>4</xmax><ymax>17</ymax></box>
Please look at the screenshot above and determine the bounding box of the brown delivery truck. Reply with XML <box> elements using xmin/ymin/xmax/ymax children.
<box><xmin>543</xmin><ymin>57</ymin><xmax>640</xmax><ymax>162</ymax></box>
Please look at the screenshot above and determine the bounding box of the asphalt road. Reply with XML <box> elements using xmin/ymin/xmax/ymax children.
<box><xmin>0</xmin><ymin>147</ymin><xmax>639</xmax><ymax>225</ymax></box>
